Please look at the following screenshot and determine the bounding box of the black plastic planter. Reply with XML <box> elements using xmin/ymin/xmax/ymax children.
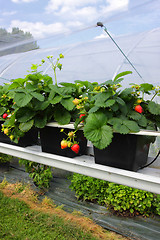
<box><xmin>0</xmin><ymin>121</ymin><xmax>38</xmax><ymax>147</ymax></box>
<box><xmin>94</xmin><ymin>133</ymin><xmax>154</xmax><ymax>171</ymax></box>
<box><xmin>40</xmin><ymin>125</ymin><xmax>87</xmax><ymax>158</ymax></box>
<box><xmin>16</xmin><ymin>128</ymin><xmax>38</xmax><ymax>147</ymax></box>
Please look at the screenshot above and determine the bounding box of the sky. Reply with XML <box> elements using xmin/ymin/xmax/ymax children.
<box><xmin>0</xmin><ymin>0</ymin><xmax>160</xmax><ymax>48</ymax></box>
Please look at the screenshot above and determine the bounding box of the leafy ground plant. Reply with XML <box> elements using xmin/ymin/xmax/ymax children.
<box><xmin>70</xmin><ymin>173</ymin><xmax>160</xmax><ymax>217</ymax></box>
<box><xmin>69</xmin><ymin>174</ymin><xmax>109</xmax><ymax>205</ymax></box>
<box><xmin>106</xmin><ymin>183</ymin><xmax>160</xmax><ymax>216</ymax></box>
<box><xmin>0</xmin><ymin>153</ymin><xmax>13</xmax><ymax>164</ymax></box>
<box><xmin>19</xmin><ymin>159</ymin><xmax>53</xmax><ymax>189</ymax></box>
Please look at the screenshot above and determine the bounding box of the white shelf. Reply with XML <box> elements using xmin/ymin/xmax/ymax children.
<box><xmin>46</xmin><ymin>123</ymin><xmax>160</xmax><ymax>137</ymax></box>
<box><xmin>0</xmin><ymin>142</ymin><xmax>160</xmax><ymax>194</ymax></box>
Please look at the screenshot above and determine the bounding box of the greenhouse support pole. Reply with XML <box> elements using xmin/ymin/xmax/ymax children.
<box><xmin>96</xmin><ymin>22</ymin><xmax>143</xmax><ymax>79</ymax></box>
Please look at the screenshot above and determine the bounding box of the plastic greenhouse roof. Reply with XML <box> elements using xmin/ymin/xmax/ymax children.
<box><xmin>0</xmin><ymin>27</ymin><xmax>160</xmax><ymax>87</ymax></box>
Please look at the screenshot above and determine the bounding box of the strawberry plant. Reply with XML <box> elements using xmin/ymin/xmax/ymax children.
<box><xmin>0</xmin><ymin>84</ymin><xmax>15</xmax><ymax>120</ymax></box>
<box><xmin>1</xmin><ymin>70</ymin><xmax>54</xmax><ymax>143</ymax></box>
<box><xmin>73</xmin><ymin>71</ymin><xmax>160</xmax><ymax>150</ymax></box>
<box><xmin>1</xmin><ymin>54</ymin><xmax>83</xmax><ymax>143</ymax></box>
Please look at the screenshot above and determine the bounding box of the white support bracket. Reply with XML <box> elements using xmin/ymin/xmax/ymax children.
<box><xmin>0</xmin><ymin>142</ymin><xmax>160</xmax><ymax>194</ymax></box>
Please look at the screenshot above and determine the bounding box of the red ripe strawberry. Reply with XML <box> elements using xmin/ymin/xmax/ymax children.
<box><xmin>2</xmin><ymin>113</ymin><xmax>8</xmax><ymax>119</ymax></box>
<box><xmin>61</xmin><ymin>140</ymin><xmax>68</xmax><ymax>149</ymax></box>
<box><xmin>71</xmin><ymin>144</ymin><xmax>80</xmax><ymax>154</ymax></box>
<box><xmin>79</xmin><ymin>114</ymin><xmax>85</xmax><ymax>122</ymax></box>
<box><xmin>79</xmin><ymin>114</ymin><xmax>85</xmax><ymax>119</ymax></box>
<box><xmin>135</xmin><ymin>105</ymin><xmax>143</xmax><ymax>113</ymax></box>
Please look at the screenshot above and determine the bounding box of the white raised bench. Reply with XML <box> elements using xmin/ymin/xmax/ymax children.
<box><xmin>0</xmin><ymin>141</ymin><xmax>160</xmax><ymax>194</ymax></box>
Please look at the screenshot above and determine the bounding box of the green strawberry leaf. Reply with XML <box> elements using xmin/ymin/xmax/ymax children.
<box><xmin>25</xmin><ymin>83</ymin><xmax>38</xmax><ymax>92</ymax></box>
<box><xmin>117</xmin><ymin>124</ymin><xmax>130</xmax><ymax>134</ymax></box>
<box><xmin>108</xmin><ymin>118</ymin><xmax>130</xmax><ymax>134</ymax></box>
<box><xmin>60</xmin><ymin>82</ymin><xmax>76</xmax><ymax>87</ymax></box>
<box><xmin>100</xmin><ymin>80</ymin><xmax>113</xmax><ymax>86</ymax></box>
<box><xmin>123</xmin><ymin>120</ymin><xmax>140</xmax><ymax>132</ymax></box>
<box><xmin>19</xmin><ymin>120</ymin><xmax>34</xmax><ymax>132</ymax></box>
<box><xmin>138</xmin><ymin>115</ymin><xmax>147</xmax><ymax>127</ymax></box>
<box><xmin>0</xmin><ymin>107</ymin><xmax>6</xmax><ymax>115</ymax></box>
<box><xmin>34</xmin><ymin>101</ymin><xmax>50</xmax><ymax>111</ymax></box>
<box><xmin>54</xmin><ymin>106</ymin><xmax>71</xmax><ymax>125</ymax></box>
<box><xmin>105</xmin><ymin>99</ymin><xmax>115</xmax><ymax>107</ymax></box>
<box><xmin>30</xmin><ymin>92</ymin><xmax>44</xmax><ymax>101</ymax></box>
<box><xmin>116</xmin><ymin>97</ymin><xmax>126</xmax><ymax>106</ymax></box>
<box><xmin>88</xmin><ymin>106</ymin><xmax>99</xmax><ymax>114</ymax></box>
<box><xmin>140</xmin><ymin>83</ymin><xmax>153</xmax><ymax>92</ymax></box>
<box><xmin>34</xmin><ymin>114</ymin><xmax>47</xmax><ymax>128</ymax></box>
<box><xmin>95</xmin><ymin>92</ymin><xmax>112</xmax><ymax>107</ymax></box>
<box><xmin>48</xmin><ymin>89</ymin><xmax>56</xmax><ymax>101</ymax></box>
<box><xmin>84</xmin><ymin>111</ymin><xmax>113</xmax><ymax>149</ymax></box>
<box><xmin>16</xmin><ymin>108</ymin><xmax>35</xmax><ymax>122</ymax></box>
<box><xmin>148</xmin><ymin>101</ymin><xmax>160</xmax><ymax>115</ymax></box>
<box><xmin>92</xmin><ymin>125</ymin><xmax>113</xmax><ymax>149</ymax></box>
<box><xmin>120</xmin><ymin>88</ymin><xmax>133</xmax><ymax>97</ymax></box>
<box><xmin>113</xmin><ymin>71</ymin><xmax>132</xmax><ymax>81</ymax></box>
<box><xmin>128</xmin><ymin>111</ymin><xmax>142</xmax><ymax>120</ymax></box>
<box><xmin>8</xmin><ymin>82</ymin><xmax>21</xmax><ymax>90</ymax></box>
<box><xmin>14</xmin><ymin>92</ymin><xmax>32</xmax><ymax>107</ymax></box>
<box><xmin>108</xmin><ymin>117</ymin><xmax>122</xmax><ymax>126</ymax></box>
<box><xmin>10</xmin><ymin>78</ymin><xmax>26</xmax><ymax>86</ymax></box>
<box><xmin>61</xmin><ymin>97</ymin><xmax>75</xmax><ymax>111</ymax></box>
<box><xmin>50</xmin><ymin>95</ymin><xmax>62</xmax><ymax>104</ymax></box>
<box><xmin>110</xmin><ymin>103</ymin><xmax>119</xmax><ymax>112</ymax></box>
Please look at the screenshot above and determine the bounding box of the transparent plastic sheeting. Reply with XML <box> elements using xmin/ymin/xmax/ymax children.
<box><xmin>0</xmin><ymin>27</ymin><xmax>160</xmax><ymax>88</ymax></box>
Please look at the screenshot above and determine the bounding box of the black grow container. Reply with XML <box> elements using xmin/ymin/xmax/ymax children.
<box><xmin>40</xmin><ymin>125</ymin><xmax>87</xmax><ymax>158</ymax></box>
<box><xmin>94</xmin><ymin>133</ymin><xmax>155</xmax><ymax>171</ymax></box>
<box><xmin>0</xmin><ymin>121</ymin><xmax>38</xmax><ymax>147</ymax></box>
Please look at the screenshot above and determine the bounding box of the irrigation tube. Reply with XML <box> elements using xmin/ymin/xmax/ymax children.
<box><xmin>97</xmin><ymin>22</ymin><xmax>143</xmax><ymax>80</ymax></box>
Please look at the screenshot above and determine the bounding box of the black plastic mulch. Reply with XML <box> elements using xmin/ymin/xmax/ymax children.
<box><xmin>0</xmin><ymin>161</ymin><xmax>160</xmax><ymax>240</ymax></box>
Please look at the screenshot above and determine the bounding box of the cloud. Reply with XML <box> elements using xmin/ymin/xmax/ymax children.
<box><xmin>1</xmin><ymin>11</ymin><xmax>17</xmax><ymax>16</ymax></box>
<box><xmin>103</xmin><ymin>0</ymin><xmax>129</xmax><ymax>12</ymax></box>
<box><xmin>94</xmin><ymin>33</ymin><xmax>107</xmax><ymax>39</ymax></box>
<box><xmin>8</xmin><ymin>0</ymin><xmax>129</xmax><ymax>40</ymax></box>
<box><xmin>45</xmin><ymin>0</ymin><xmax>129</xmax><ymax>23</ymax></box>
<box><xmin>8</xmin><ymin>20</ymin><xmax>68</xmax><ymax>38</ymax></box>
<box><xmin>66</xmin><ymin>21</ymin><xmax>83</xmax><ymax>28</ymax></box>
<box><xmin>94</xmin><ymin>30</ymin><xmax>115</xmax><ymax>39</ymax></box>
<box><xmin>45</xmin><ymin>0</ymin><xmax>98</xmax><ymax>12</ymax></box>
<box><xmin>11</xmin><ymin>0</ymin><xmax>37</xmax><ymax>3</ymax></box>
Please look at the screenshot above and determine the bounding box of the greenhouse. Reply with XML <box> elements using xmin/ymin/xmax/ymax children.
<box><xmin>0</xmin><ymin>1</ymin><xmax>160</xmax><ymax>239</ymax></box>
